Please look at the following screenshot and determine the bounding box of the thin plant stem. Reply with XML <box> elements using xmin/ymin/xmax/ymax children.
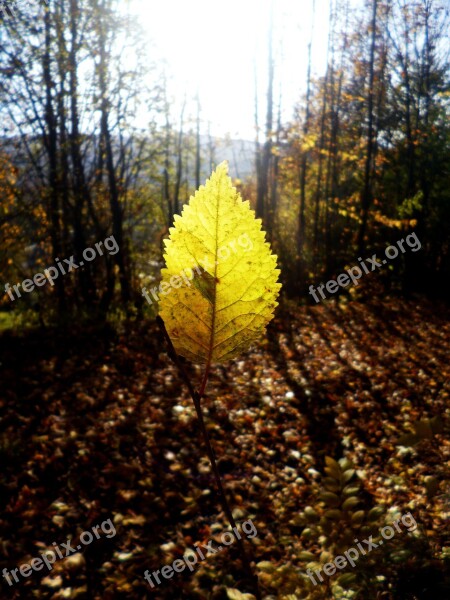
<box><xmin>156</xmin><ymin>316</ymin><xmax>262</xmax><ymax>599</ymax></box>
<box><xmin>198</xmin><ymin>358</ymin><xmax>211</xmax><ymax>400</ymax></box>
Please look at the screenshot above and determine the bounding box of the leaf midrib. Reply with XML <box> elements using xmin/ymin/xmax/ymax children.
<box><xmin>205</xmin><ymin>175</ymin><xmax>221</xmax><ymax>364</ymax></box>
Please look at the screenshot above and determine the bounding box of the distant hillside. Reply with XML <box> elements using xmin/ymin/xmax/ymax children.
<box><xmin>0</xmin><ymin>134</ymin><xmax>256</xmax><ymax>184</ymax></box>
<box><xmin>201</xmin><ymin>136</ymin><xmax>255</xmax><ymax>180</ymax></box>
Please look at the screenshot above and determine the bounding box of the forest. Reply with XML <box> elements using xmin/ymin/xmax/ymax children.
<box><xmin>0</xmin><ymin>0</ymin><xmax>449</xmax><ymax>599</ymax></box>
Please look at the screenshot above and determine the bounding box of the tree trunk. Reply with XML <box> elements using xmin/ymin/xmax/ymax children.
<box><xmin>297</xmin><ymin>0</ymin><xmax>315</xmax><ymax>289</ymax></box>
<box><xmin>43</xmin><ymin>3</ymin><xmax>66</xmax><ymax>317</ymax></box>
<box><xmin>357</xmin><ymin>0</ymin><xmax>378</xmax><ymax>256</ymax></box>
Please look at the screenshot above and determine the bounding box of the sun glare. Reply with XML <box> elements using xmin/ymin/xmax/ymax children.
<box><xmin>130</xmin><ymin>0</ymin><xmax>332</xmax><ymax>138</ymax></box>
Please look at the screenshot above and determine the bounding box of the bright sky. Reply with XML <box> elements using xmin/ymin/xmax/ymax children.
<box><xmin>130</xmin><ymin>0</ymin><xmax>345</xmax><ymax>140</ymax></box>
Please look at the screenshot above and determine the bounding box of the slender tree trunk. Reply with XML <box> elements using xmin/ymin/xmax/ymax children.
<box><xmin>43</xmin><ymin>3</ymin><xmax>66</xmax><ymax>317</ymax></box>
<box><xmin>55</xmin><ymin>1</ymin><xmax>70</xmax><ymax>263</ymax></box>
<box><xmin>268</xmin><ymin>88</ymin><xmax>281</xmax><ymax>242</ymax></box>
<box><xmin>313</xmin><ymin>0</ymin><xmax>333</xmax><ymax>270</ymax></box>
<box><xmin>419</xmin><ymin>0</ymin><xmax>431</xmax><ymax>219</ymax></box>
<box><xmin>96</xmin><ymin>0</ymin><xmax>130</xmax><ymax>307</ymax></box>
<box><xmin>328</xmin><ymin>0</ymin><xmax>349</xmax><ymax>272</ymax></box>
<box><xmin>256</xmin><ymin>2</ymin><xmax>274</xmax><ymax>225</ymax></box>
<box><xmin>69</xmin><ymin>0</ymin><xmax>97</xmax><ymax>307</ymax></box>
<box><xmin>173</xmin><ymin>97</ymin><xmax>186</xmax><ymax>218</ymax></box>
<box><xmin>195</xmin><ymin>93</ymin><xmax>201</xmax><ymax>189</ymax></box>
<box><xmin>324</xmin><ymin>1</ymin><xmax>337</xmax><ymax>272</ymax></box>
<box><xmin>254</xmin><ymin>61</ymin><xmax>263</xmax><ymax>218</ymax></box>
<box><xmin>160</xmin><ymin>74</ymin><xmax>173</xmax><ymax>229</ymax></box>
<box><xmin>297</xmin><ymin>0</ymin><xmax>315</xmax><ymax>290</ymax></box>
<box><xmin>357</xmin><ymin>0</ymin><xmax>378</xmax><ymax>256</ymax></box>
<box><xmin>207</xmin><ymin>121</ymin><xmax>216</xmax><ymax>173</ymax></box>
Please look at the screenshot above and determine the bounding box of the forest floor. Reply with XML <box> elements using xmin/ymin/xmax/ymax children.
<box><xmin>0</xmin><ymin>292</ymin><xmax>449</xmax><ymax>600</ymax></box>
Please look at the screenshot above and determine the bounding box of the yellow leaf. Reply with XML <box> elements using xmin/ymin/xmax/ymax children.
<box><xmin>159</xmin><ymin>162</ymin><xmax>281</xmax><ymax>364</ymax></box>
<box><xmin>226</xmin><ymin>589</ymin><xmax>256</xmax><ymax>600</ymax></box>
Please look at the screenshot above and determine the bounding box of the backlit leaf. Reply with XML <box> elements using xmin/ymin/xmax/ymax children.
<box><xmin>159</xmin><ymin>162</ymin><xmax>281</xmax><ymax>364</ymax></box>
